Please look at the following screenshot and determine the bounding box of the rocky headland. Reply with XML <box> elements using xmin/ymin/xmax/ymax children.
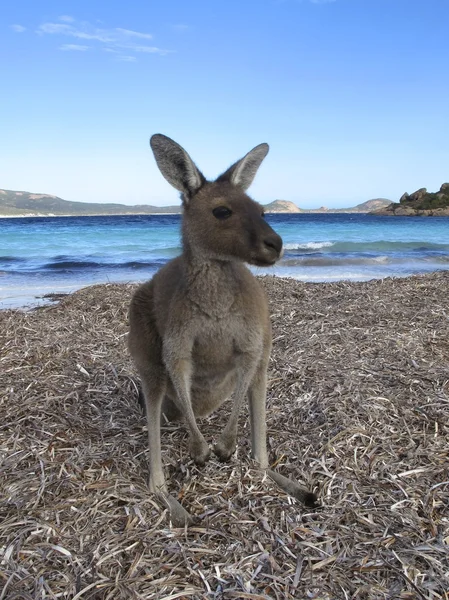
<box><xmin>375</xmin><ymin>183</ymin><xmax>449</xmax><ymax>216</ymax></box>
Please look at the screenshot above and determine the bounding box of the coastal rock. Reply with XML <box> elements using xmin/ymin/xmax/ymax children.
<box><xmin>409</xmin><ymin>188</ymin><xmax>427</xmax><ymax>202</ymax></box>
<box><xmin>375</xmin><ymin>182</ymin><xmax>449</xmax><ymax>216</ymax></box>
<box><xmin>427</xmin><ymin>207</ymin><xmax>449</xmax><ymax>216</ymax></box>
<box><xmin>393</xmin><ymin>206</ymin><xmax>417</xmax><ymax>216</ymax></box>
<box><xmin>377</xmin><ymin>206</ymin><xmax>449</xmax><ymax>217</ymax></box>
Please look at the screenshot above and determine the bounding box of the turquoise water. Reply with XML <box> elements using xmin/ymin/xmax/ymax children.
<box><xmin>1</xmin><ymin>213</ymin><xmax>448</xmax><ymax>308</ymax></box>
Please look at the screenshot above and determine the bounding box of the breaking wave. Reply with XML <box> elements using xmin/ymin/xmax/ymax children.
<box><xmin>284</xmin><ymin>241</ymin><xmax>334</xmax><ymax>250</ymax></box>
<box><xmin>283</xmin><ymin>240</ymin><xmax>449</xmax><ymax>254</ymax></box>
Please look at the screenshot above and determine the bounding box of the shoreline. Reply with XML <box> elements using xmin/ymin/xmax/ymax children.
<box><xmin>1</xmin><ymin>268</ymin><xmax>449</xmax><ymax>311</ymax></box>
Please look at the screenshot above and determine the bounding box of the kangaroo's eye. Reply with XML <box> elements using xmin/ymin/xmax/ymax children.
<box><xmin>212</xmin><ymin>206</ymin><xmax>232</xmax><ymax>219</ymax></box>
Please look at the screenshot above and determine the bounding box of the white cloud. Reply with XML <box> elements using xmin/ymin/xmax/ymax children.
<box><xmin>36</xmin><ymin>18</ymin><xmax>169</xmax><ymax>58</ymax></box>
<box><xmin>129</xmin><ymin>45</ymin><xmax>170</xmax><ymax>55</ymax></box>
<box><xmin>60</xmin><ymin>44</ymin><xmax>89</xmax><ymax>51</ymax></box>
<box><xmin>11</xmin><ymin>24</ymin><xmax>26</xmax><ymax>33</ymax></box>
<box><xmin>117</xmin><ymin>55</ymin><xmax>137</xmax><ymax>62</ymax></box>
<box><xmin>37</xmin><ymin>22</ymin><xmax>115</xmax><ymax>42</ymax></box>
<box><xmin>172</xmin><ymin>24</ymin><xmax>189</xmax><ymax>32</ymax></box>
<box><xmin>39</xmin><ymin>23</ymin><xmax>72</xmax><ymax>34</ymax></box>
<box><xmin>115</xmin><ymin>28</ymin><xmax>153</xmax><ymax>40</ymax></box>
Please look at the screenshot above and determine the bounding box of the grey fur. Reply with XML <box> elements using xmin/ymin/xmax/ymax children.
<box><xmin>150</xmin><ymin>134</ymin><xmax>205</xmax><ymax>201</ymax></box>
<box><xmin>128</xmin><ymin>135</ymin><xmax>316</xmax><ymax>526</ymax></box>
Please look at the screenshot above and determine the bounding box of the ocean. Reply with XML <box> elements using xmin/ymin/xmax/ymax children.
<box><xmin>1</xmin><ymin>213</ymin><xmax>449</xmax><ymax>309</ymax></box>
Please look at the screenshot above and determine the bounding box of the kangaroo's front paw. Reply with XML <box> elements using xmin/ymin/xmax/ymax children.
<box><xmin>214</xmin><ymin>435</ymin><xmax>236</xmax><ymax>462</ymax></box>
<box><xmin>189</xmin><ymin>437</ymin><xmax>211</xmax><ymax>466</ymax></box>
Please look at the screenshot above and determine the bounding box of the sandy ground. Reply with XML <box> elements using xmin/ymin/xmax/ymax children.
<box><xmin>1</xmin><ymin>272</ymin><xmax>448</xmax><ymax>599</ymax></box>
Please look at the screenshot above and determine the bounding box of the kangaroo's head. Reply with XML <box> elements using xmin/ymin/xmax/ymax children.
<box><xmin>150</xmin><ymin>134</ymin><xmax>283</xmax><ymax>267</ymax></box>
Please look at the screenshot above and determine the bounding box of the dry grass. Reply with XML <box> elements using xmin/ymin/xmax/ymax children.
<box><xmin>1</xmin><ymin>272</ymin><xmax>448</xmax><ymax>599</ymax></box>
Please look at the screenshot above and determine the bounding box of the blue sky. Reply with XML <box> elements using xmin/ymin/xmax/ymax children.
<box><xmin>2</xmin><ymin>0</ymin><xmax>448</xmax><ymax>208</ymax></box>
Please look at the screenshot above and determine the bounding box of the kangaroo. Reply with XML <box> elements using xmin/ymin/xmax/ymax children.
<box><xmin>128</xmin><ymin>134</ymin><xmax>317</xmax><ymax>526</ymax></box>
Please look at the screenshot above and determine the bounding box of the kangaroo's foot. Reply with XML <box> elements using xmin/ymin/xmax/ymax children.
<box><xmin>214</xmin><ymin>433</ymin><xmax>236</xmax><ymax>462</ymax></box>
<box><xmin>189</xmin><ymin>437</ymin><xmax>211</xmax><ymax>466</ymax></box>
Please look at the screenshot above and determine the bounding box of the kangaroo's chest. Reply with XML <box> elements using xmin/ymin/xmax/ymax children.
<box><xmin>191</xmin><ymin>312</ymin><xmax>262</xmax><ymax>374</ymax></box>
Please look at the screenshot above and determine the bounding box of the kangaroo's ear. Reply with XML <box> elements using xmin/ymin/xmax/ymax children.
<box><xmin>150</xmin><ymin>134</ymin><xmax>206</xmax><ymax>201</ymax></box>
<box><xmin>216</xmin><ymin>143</ymin><xmax>269</xmax><ymax>191</ymax></box>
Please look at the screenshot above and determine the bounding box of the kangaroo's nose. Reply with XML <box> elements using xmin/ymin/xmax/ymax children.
<box><xmin>264</xmin><ymin>233</ymin><xmax>283</xmax><ymax>256</ymax></box>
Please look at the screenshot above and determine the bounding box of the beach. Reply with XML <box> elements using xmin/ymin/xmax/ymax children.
<box><xmin>1</xmin><ymin>272</ymin><xmax>448</xmax><ymax>598</ymax></box>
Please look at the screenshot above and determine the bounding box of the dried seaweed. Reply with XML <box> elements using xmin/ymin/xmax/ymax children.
<box><xmin>1</xmin><ymin>272</ymin><xmax>448</xmax><ymax>599</ymax></box>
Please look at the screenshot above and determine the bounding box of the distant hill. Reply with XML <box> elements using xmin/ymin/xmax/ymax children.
<box><xmin>267</xmin><ymin>198</ymin><xmax>392</xmax><ymax>214</ymax></box>
<box><xmin>0</xmin><ymin>189</ymin><xmax>392</xmax><ymax>217</ymax></box>
<box><xmin>0</xmin><ymin>189</ymin><xmax>180</xmax><ymax>217</ymax></box>
<box><xmin>375</xmin><ymin>184</ymin><xmax>449</xmax><ymax>216</ymax></box>
<box><xmin>301</xmin><ymin>198</ymin><xmax>392</xmax><ymax>214</ymax></box>
<box><xmin>336</xmin><ymin>198</ymin><xmax>393</xmax><ymax>213</ymax></box>
<box><xmin>264</xmin><ymin>200</ymin><xmax>301</xmax><ymax>213</ymax></box>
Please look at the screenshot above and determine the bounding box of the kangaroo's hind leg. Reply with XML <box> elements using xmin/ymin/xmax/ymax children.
<box><xmin>138</xmin><ymin>367</ymin><xmax>194</xmax><ymax>526</ymax></box>
<box><xmin>248</xmin><ymin>354</ymin><xmax>318</xmax><ymax>508</ymax></box>
<box><xmin>139</xmin><ymin>366</ymin><xmax>167</xmax><ymax>495</ymax></box>
<box><xmin>129</xmin><ymin>285</ymin><xmax>194</xmax><ymax>526</ymax></box>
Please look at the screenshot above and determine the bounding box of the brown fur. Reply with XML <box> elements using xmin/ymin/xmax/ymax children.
<box><xmin>128</xmin><ymin>134</ymin><xmax>316</xmax><ymax>526</ymax></box>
